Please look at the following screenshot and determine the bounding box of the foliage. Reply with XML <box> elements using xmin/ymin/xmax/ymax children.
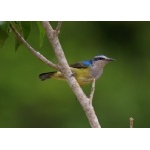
<box><xmin>0</xmin><ymin>21</ymin><xmax>42</xmax><ymax>50</ymax></box>
<box><xmin>0</xmin><ymin>22</ymin><xmax>10</xmax><ymax>48</ymax></box>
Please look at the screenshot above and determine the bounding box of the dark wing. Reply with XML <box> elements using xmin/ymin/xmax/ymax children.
<box><xmin>70</xmin><ymin>60</ymin><xmax>92</xmax><ymax>69</ymax></box>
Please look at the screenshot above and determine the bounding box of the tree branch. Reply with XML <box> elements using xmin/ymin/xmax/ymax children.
<box><xmin>10</xmin><ymin>21</ymin><xmax>101</xmax><ymax>128</ymax></box>
<box><xmin>42</xmin><ymin>21</ymin><xmax>101</xmax><ymax>128</ymax></box>
<box><xmin>55</xmin><ymin>21</ymin><xmax>62</xmax><ymax>35</ymax></box>
<box><xmin>10</xmin><ymin>22</ymin><xmax>59</xmax><ymax>71</ymax></box>
<box><xmin>130</xmin><ymin>117</ymin><xmax>134</xmax><ymax>128</ymax></box>
<box><xmin>89</xmin><ymin>79</ymin><xmax>96</xmax><ymax>104</ymax></box>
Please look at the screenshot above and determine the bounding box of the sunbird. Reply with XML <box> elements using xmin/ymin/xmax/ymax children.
<box><xmin>39</xmin><ymin>55</ymin><xmax>115</xmax><ymax>86</ymax></box>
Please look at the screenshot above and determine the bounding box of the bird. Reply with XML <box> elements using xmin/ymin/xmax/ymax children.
<box><xmin>39</xmin><ymin>55</ymin><xmax>115</xmax><ymax>86</ymax></box>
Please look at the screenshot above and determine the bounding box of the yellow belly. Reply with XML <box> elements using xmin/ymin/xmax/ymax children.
<box><xmin>71</xmin><ymin>68</ymin><xmax>94</xmax><ymax>85</ymax></box>
<box><xmin>52</xmin><ymin>67</ymin><xmax>94</xmax><ymax>85</ymax></box>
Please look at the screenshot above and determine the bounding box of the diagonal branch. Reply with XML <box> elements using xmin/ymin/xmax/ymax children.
<box><xmin>10</xmin><ymin>21</ymin><xmax>100</xmax><ymax>128</ymax></box>
<box><xmin>10</xmin><ymin>22</ymin><xmax>59</xmax><ymax>71</ymax></box>
<box><xmin>42</xmin><ymin>21</ymin><xmax>101</xmax><ymax>128</ymax></box>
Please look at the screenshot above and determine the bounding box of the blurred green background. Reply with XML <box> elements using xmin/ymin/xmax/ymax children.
<box><xmin>0</xmin><ymin>21</ymin><xmax>150</xmax><ymax>128</ymax></box>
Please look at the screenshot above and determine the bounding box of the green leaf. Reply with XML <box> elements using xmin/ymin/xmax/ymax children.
<box><xmin>11</xmin><ymin>21</ymin><xmax>31</xmax><ymax>51</ymax></box>
<box><xmin>37</xmin><ymin>21</ymin><xmax>45</xmax><ymax>47</ymax></box>
<box><xmin>0</xmin><ymin>28</ymin><xmax>8</xmax><ymax>48</ymax></box>
<box><xmin>21</xmin><ymin>21</ymin><xmax>31</xmax><ymax>40</ymax></box>
<box><xmin>14</xmin><ymin>36</ymin><xmax>22</xmax><ymax>50</ymax></box>
<box><xmin>11</xmin><ymin>22</ymin><xmax>23</xmax><ymax>51</ymax></box>
<box><xmin>0</xmin><ymin>21</ymin><xmax>10</xmax><ymax>32</ymax></box>
<box><xmin>11</xmin><ymin>21</ymin><xmax>22</xmax><ymax>34</ymax></box>
<box><xmin>0</xmin><ymin>22</ymin><xmax>10</xmax><ymax>48</ymax></box>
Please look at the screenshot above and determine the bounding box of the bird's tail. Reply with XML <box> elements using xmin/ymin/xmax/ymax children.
<box><xmin>39</xmin><ymin>71</ymin><xmax>56</xmax><ymax>81</ymax></box>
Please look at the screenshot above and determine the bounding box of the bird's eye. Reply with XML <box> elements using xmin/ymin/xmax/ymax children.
<box><xmin>93</xmin><ymin>57</ymin><xmax>105</xmax><ymax>61</ymax></box>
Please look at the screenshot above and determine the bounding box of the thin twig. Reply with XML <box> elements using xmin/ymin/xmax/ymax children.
<box><xmin>55</xmin><ymin>21</ymin><xmax>62</xmax><ymax>35</ymax></box>
<box><xmin>89</xmin><ymin>79</ymin><xmax>96</xmax><ymax>104</ymax></box>
<box><xmin>42</xmin><ymin>21</ymin><xmax>101</xmax><ymax>128</ymax></box>
<box><xmin>10</xmin><ymin>22</ymin><xmax>59</xmax><ymax>71</ymax></box>
<box><xmin>129</xmin><ymin>117</ymin><xmax>134</xmax><ymax>128</ymax></box>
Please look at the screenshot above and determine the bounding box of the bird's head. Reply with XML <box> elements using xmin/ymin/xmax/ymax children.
<box><xmin>92</xmin><ymin>55</ymin><xmax>115</xmax><ymax>68</ymax></box>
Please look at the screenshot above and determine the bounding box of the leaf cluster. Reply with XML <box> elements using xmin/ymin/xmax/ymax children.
<box><xmin>0</xmin><ymin>21</ymin><xmax>45</xmax><ymax>50</ymax></box>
